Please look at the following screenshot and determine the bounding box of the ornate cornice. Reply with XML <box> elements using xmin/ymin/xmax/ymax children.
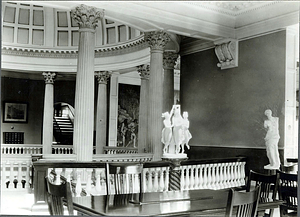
<box><xmin>42</xmin><ymin>72</ymin><xmax>56</xmax><ymax>84</ymax></box>
<box><xmin>95</xmin><ymin>71</ymin><xmax>111</xmax><ymax>84</ymax></box>
<box><xmin>2</xmin><ymin>35</ymin><xmax>147</xmax><ymax>58</ymax></box>
<box><xmin>144</xmin><ymin>31</ymin><xmax>170</xmax><ymax>51</ymax></box>
<box><xmin>137</xmin><ymin>64</ymin><xmax>150</xmax><ymax>80</ymax></box>
<box><xmin>71</xmin><ymin>4</ymin><xmax>104</xmax><ymax>29</ymax></box>
<box><xmin>163</xmin><ymin>51</ymin><xmax>178</xmax><ymax>69</ymax></box>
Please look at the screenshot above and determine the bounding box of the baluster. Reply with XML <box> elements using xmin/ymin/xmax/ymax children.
<box><xmin>153</xmin><ymin>168</ymin><xmax>159</xmax><ymax>192</ymax></box>
<box><xmin>231</xmin><ymin>162</ymin><xmax>235</xmax><ymax>187</ymax></box>
<box><xmin>180</xmin><ymin>166</ymin><xmax>185</xmax><ymax>190</ymax></box>
<box><xmin>142</xmin><ymin>169</ymin><xmax>147</xmax><ymax>193</ymax></box>
<box><xmin>190</xmin><ymin>165</ymin><xmax>195</xmax><ymax>190</ymax></box>
<box><xmin>17</xmin><ymin>162</ymin><xmax>22</xmax><ymax>189</ymax></box>
<box><xmin>134</xmin><ymin>173</ymin><xmax>139</xmax><ymax>193</ymax></box>
<box><xmin>206</xmin><ymin>164</ymin><xmax>212</xmax><ymax>189</ymax></box>
<box><xmin>164</xmin><ymin>167</ymin><xmax>169</xmax><ymax>191</ymax></box>
<box><xmin>147</xmin><ymin>169</ymin><xmax>153</xmax><ymax>193</ymax></box>
<box><xmin>55</xmin><ymin>168</ymin><xmax>62</xmax><ymax>184</ymax></box>
<box><xmin>159</xmin><ymin>168</ymin><xmax>164</xmax><ymax>192</ymax></box>
<box><xmin>85</xmin><ymin>168</ymin><xmax>93</xmax><ymax>196</ymax></box>
<box><xmin>224</xmin><ymin>163</ymin><xmax>229</xmax><ymax>188</ymax></box>
<box><xmin>233</xmin><ymin>162</ymin><xmax>238</xmax><ymax>187</ymax></box>
<box><xmin>185</xmin><ymin>166</ymin><xmax>190</xmax><ymax>190</ymax></box>
<box><xmin>194</xmin><ymin>165</ymin><xmax>199</xmax><ymax>189</ymax></box>
<box><xmin>236</xmin><ymin>162</ymin><xmax>242</xmax><ymax>186</ymax></box>
<box><xmin>95</xmin><ymin>169</ymin><xmax>102</xmax><ymax>195</ymax></box>
<box><xmin>210</xmin><ymin>164</ymin><xmax>216</xmax><ymax>189</ymax></box>
<box><xmin>219</xmin><ymin>163</ymin><xmax>225</xmax><ymax>189</ymax></box>
<box><xmin>9</xmin><ymin>161</ymin><xmax>14</xmax><ymax>189</ymax></box>
<box><xmin>198</xmin><ymin>165</ymin><xmax>203</xmax><ymax>189</ymax></box>
<box><xmin>241</xmin><ymin>162</ymin><xmax>246</xmax><ymax>185</ymax></box>
<box><xmin>202</xmin><ymin>164</ymin><xmax>208</xmax><ymax>189</ymax></box>
<box><xmin>228</xmin><ymin>162</ymin><xmax>233</xmax><ymax>188</ymax></box>
<box><xmin>75</xmin><ymin>169</ymin><xmax>83</xmax><ymax>197</ymax></box>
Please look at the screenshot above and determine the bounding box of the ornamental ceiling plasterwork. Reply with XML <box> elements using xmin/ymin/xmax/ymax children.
<box><xmin>187</xmin><ymin>1</ymin><xmax>274</xmax><ymax>16</ymax></box>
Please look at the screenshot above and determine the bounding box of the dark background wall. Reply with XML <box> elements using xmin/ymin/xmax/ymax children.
<box><xmin>181</xmin><ymin>31</ymin><xmax>286</xmax><ymax>173</ymax></box>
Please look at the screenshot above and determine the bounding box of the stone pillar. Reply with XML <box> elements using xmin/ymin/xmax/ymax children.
<box><xmin>145</xmin><ymin>31</ymin><xmax>170</xmax><ymax>161</ymax></box>
<box><xmin>71</xmin><ymin>5</ymin><xmax>104</xmax><ymax>161</ymax></box>
<box><xmin>95</xmin><ymin>71</ymin><xmax>111</xmax><ymax>154</ymax></box>
<box><xmin>42</xmin><ymin>72</ymin><xmax>56</xmax><ymax>155</ymax></box>
<box><xmin>137</xmin><ymin>65</ymin><xmax>150</xmax><ymax>153</ymax></box>
<box><xmin>163</xmin><ymin>51</ymin><xmax>178</xmax><ymax>113</ymax></box>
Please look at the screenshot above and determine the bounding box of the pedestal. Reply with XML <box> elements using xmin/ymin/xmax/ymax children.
<box><xmin>162</xmin><ymin>156</ymin><xmax>188</xmax><ymax>191</ymax></box>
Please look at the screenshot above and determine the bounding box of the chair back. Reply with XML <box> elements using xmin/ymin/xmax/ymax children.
<box><xmin>246</xmin><ymin>170</ymin><xmax>278</xmax><ymax>203</ymax></box>
<box><xmin>277</xmin><ymin>170</ymin><xmax>298</xmax><ymax>213</ymax></box>
<box><xmin>225</xmin><ymin>185</ymin><xmax>261</xmax><ymax>217</ymax></box>
<box><xmin>45</xmin><ymin>176</ymin><xmax>74</xmax><ymax>215</ymax></box>
<box><xmin>105</xmin><ymin>162</ymin><xmax>143</xmax><ymax>195</ymax></box>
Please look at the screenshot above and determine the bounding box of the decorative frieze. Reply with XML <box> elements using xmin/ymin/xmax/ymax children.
<box><xmin>214</xmin><ymin>39</ymin><xmax>238</xmax><ymax>70</ymax></box>
<box><xmin>137</xmin><ymin>64</ymin><xmax>150</xmax><ymax>80</ymax></box>
<box><xmin>163</xmin><ymin>52</ymin><xmax>178</xmax><ymax>69</ymax></box>
<box><xmin>95</xmin><ymin>71</ymin><xmax>111</xmax><ymax>84</ymax></box>
<box><xmin>145</xmin><ymin>31</ymin><xmax>171</xmax><ymax>51</ymax></box>
<box><xmin>42</xmin><ymin>72</ymin><xmax>56</xmax><ymax>84</ymax></box>
<box><xmin>71</xmin><ymin>4</ymin><xmax>104</xmax><ymax>29</ymax></box>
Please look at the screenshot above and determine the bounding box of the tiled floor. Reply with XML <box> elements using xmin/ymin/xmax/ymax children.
<box><xmin>1</xmin><ymin>189</ymin><xmax>281</xmax><ymax>216</ymax></box>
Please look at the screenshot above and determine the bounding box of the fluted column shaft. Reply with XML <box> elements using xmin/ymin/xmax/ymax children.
<box><xmin>145</xmin><ymin>31</ymin><xmax>170</xmax><ymax>161</ymax></box>
<box><xmin>95</xmin><ymin>71</ymin><xmax>111</xmax><ymax>154</ymax></box>
<box><xmin>163</xmin><ymin>52</ymin><xmax>178</xmax><ymax>113</ymax></box>
<box><xmin>137</xmin><ymin>65</ymin><xmax>150</xmax><ymax>153</ymax></box>
<box><xmin>71</xmin><ymin>5</ymin><xmax>104</xmax><ymax>161</ymax></box>
<box><xmin>42</xmin><ymin>72</ymin><xmax>56</xmax><ymax>154</ymax></box>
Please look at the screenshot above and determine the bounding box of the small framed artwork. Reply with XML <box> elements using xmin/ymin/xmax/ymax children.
<box><xmin>3</xmin><ymin>102</ymin><xmax>28</xmax><ymax>123</ymax></box>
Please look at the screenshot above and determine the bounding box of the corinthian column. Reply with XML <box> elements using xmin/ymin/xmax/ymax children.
<box><xmin>71</xmin><ymin>5</ymin><xmax>104</xmax><ymax>161</ymax></box>
<box><xmin>137</xmin><ymin>65</ymin><xmax>150</xmax><ymax>153</ymax></box>
<box><xmin>42</xmin><ymin>72</ymin><xmax>56</xmax><ymax>155</ymax></box>
<box><xmin>163</xmin><ymin>52</ymin><xmax>178</xmax><ymax>113</ymax></box>
<box><xmin>95</xmin><ymin>71</ymin><xmax>111</xmax><ymax>154</ymax></box>
<box><xmin>145</xmin><ymin>31</ymin><xmax>170</xmax><ymax>160</ymax></box>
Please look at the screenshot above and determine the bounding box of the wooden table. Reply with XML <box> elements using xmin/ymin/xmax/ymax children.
<box><xmin>69</xmin><ymin>189</ymin><xmax>283</xmax><ymax>216</ymax></box>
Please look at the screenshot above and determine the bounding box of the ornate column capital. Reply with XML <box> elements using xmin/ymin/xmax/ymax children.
<box><xmin>95</xmin><ymin>71</ymin><xmax>111</xmax><ymax>84</ymax></box>
<box><xmin>163</xmin><ymin>52</ymin><xmax>178</xmax><ymax>69</ymax></box>
<box><xmin>137</xmin><ymin>64</ymin><xmax>150</xmax><ymax>80</ymax></box>
<box><xmin>42</xmin><ymin>72</ymin><xmax>56</xmax><ymax>84</ymax></box>
<box><xmin>144</xmin><ymin>31</ymin><xmax>171</xmax><ymax>51</ymax></box>
<box><xmin>71</xmin><ymin>4</ymin><xmax>104</xmax><ymax>29</ymax></box>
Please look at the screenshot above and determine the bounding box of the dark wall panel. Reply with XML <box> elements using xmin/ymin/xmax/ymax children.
<box><xmin>181</xmin><ymin>31</ymin><xmax>286</xmax><ymax>149</ymax></box>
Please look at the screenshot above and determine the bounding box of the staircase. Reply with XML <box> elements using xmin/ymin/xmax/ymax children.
<box><xmin>53</xmin><ymin>116</ymin><xmax>73</xmax><ymax>145</ymax></box>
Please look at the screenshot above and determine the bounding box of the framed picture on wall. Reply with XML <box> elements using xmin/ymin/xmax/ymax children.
<box><xmin>3</xmin><ymin>102</ymin><xmax>28</xmax><ymax>123</ymax></box>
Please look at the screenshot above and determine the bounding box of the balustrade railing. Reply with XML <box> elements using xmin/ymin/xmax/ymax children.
<box><xmin>103</xmin><ymin>146</ymin><xmax>138</xmax><ymax>154</ymax></box>
<box><xmin>2</xmin><ymin>144</ymin><xmax>42</xmax><ymax>155</ymax></box>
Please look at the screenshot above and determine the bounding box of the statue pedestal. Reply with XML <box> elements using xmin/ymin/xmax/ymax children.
<box><xmin>162</xmin><ymin>155</ymin><xmax>188</xmax><ymax>191</ymax></box>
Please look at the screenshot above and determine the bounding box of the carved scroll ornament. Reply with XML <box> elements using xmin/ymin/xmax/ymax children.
<box><xmin>214</xmin><ymin>39</ymin><xmax>238</xmax><ymax>70</ymax></box>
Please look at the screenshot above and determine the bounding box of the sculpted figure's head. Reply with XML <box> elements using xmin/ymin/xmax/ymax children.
<box><xmin>162</xmin><ymin>112</ymin><xmax>170</xmax><ymax>118</ymax></box>
<box><xmin>264</xmin><ymin>109</ymin><xmax>272</xmax><ymax>118</ymax></box>
<box><xmin>183</xmin><ymin>111</ymin><xmax>188</xmax><ymax>118</ymax></box>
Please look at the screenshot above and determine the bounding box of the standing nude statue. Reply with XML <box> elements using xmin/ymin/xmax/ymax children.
<box><xmin>161</xmin><ymin>111</ymin><xmax>173</xmax><ymax>154</ymax></box>
<box><xmin>263</xmin><ymin>109</ymin><xmax>281</xmax><ymax>169</ymax></box>
<box><xmin>182</xmin><ymin>112</ymin><xmax>192</xmax><ymax>153</ymax></box>
<box><xmin>172</xmin><ymin>105</ymin><xmax>185</xmax><ymax>154</ymax></box>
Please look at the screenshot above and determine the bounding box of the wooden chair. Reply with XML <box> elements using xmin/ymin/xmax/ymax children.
<box><xmin>44</xmin><ymin>176</ymin><xmax>74</xmax><ymax>215</ymax></box>
<box><xmin>277</xmin><ymin>171</ymin><xmax>297</xmax><ymax>216</ymax></box>
<box><xmin>105</xmin><ymin>162</ymin><xmax>143</xmax><ymax>195</ymax></box>
<box><xmin>225</xmin><ymin>185</ymin><xmax>261</xmax><ymax>217</ymax></box>
<box><xmin>246</xmin><ymin>170</ymin><xmax>278</xmax><ymax>217</ymax></box>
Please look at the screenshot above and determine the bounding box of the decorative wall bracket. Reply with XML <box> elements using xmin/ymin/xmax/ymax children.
<box><xmin>214</xmin><ymin>39</ymin><xmax>238</xmax><ymax>70</ymax></box>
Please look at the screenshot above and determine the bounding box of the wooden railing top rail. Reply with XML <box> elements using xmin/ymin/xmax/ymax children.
<box><xmin>33</xmin><ymin>161</ymin><xmax>106</xmax><ymax>169</ymax></box>
<box><xmin>143</xmin><ymin>161</ymin><xmax>171</xmax><ymax>168</ymax></box>
<box><xmin>180</xmin><ymin>157</ymin><xmax>247</xmax><ymax>166</ymax></box>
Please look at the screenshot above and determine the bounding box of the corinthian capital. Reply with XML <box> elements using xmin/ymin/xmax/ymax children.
<box><xmin>71</xmin><ymin>4</ymin><xmax>104</xmax><ymax>29</ymax></box>
<box><xmin>137</xmin><ymin>64</ymin><xmax>150</xmax><ymax>80</ymax></box>
<box><xmin>95</xmin><ymin>71</ymin><xmax>111</xmax><ymax>84</ymax></box>
<box><xmin>163</xmin><ymin>52</ymin><xmax>178</xmax><ymax>69</ymax></box>
<box><xmin>42</xmin><ymin>72</ymin><xmax>56</xmax><ymax>84</ymax></box>
<box><xmin>144</xmin><ymin>31</ymin><xmax>170</xmax><ymax>51</ymax></box>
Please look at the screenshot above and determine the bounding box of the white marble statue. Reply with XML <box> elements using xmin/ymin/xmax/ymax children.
<box><xmin>182</xmin><ymin>112</ymin><xmax>192</xmax><ymax>153</ymax></box>
<box><xmin>263</xmin><ymin>109</ymin><xmax>281</xmax><ymax>170</ymax></box>
<box><xmin>161</xmin><ymin>111</ymin><xmax>173</xmax><ymax>154</ymax></box>
<box><xmin>161</xmin><ymin>105</ymin><xmax>192</xmax><ymax>157</ymax></box>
